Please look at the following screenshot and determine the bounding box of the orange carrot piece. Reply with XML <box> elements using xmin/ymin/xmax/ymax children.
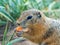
<box><xmin>16</xmin><ymin>26</ymin><xmax>23</xmax><ymax>32</ymax></box>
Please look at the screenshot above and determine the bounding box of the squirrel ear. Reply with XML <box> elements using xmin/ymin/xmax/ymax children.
<box><xmin>37</xmin><ymin>12</ymin><xmax>41</xmax><ymax>18</ymax></box>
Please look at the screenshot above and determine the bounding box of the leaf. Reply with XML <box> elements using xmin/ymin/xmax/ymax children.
<box><xmin>6</xmin><ymin>37</ymin><xmax>25</xmax><ymax>45</ymax></box>
<box><xmin>2</xmin><ymin>21</ymin><xmax>8</xmax><ymax>45</ymax></box>
<box><xmin>0</xmin><ymin>20</ymin><xmax>6</xmax><ymax>26</ymax></box>
<box><xmin>0</xmin><ymin>8</ymin><xmax>15</xmax><ymax>22</ymax></box>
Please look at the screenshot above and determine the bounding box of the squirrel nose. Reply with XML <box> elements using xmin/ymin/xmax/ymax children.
<box><xmin>16</xmin><ymin>21</ymin><xmax>20</xmax><ymax>25</ymax></box>
<box><xmin>16</xmin><ymin>20</ymin><xmax>21</xmax><ymax>25</ymax></box>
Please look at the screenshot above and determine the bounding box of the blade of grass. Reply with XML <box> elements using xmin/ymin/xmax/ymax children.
<box><xmin>2</xmin><ymin>21</ymin><xmax>8</xmax><ymax>45</ymax></box>
<box><xmin>0</xmin><ymin>20</ymin><xmax>6</xmax><ymax>26</ymax></box>
<box><xmin>6</xmin><ymin>37</ymin><xmax>25</xmax><ymax>45</ymax></box>
<box><xmin>0</xmin><ymin>9</ymin><xmax>15</xmax><ymax>22</ymax></box>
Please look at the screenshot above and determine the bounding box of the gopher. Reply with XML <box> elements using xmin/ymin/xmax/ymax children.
<box><xmin>16</xmin><ymin>9</ymin><xmax>60</xmax><ymax>45</ymax></box>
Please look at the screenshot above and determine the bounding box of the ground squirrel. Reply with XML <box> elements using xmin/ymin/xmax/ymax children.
<box><xmin>16</xmin><ymin>9</ymin><xmax>60</xmax><ymax>45</ymax></box>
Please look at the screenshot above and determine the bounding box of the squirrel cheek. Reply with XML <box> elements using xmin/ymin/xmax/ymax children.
<box><xmin>23</xmin><ymin>28</ymin><xmax>32</xmax><ymax>34</ymax></box>
<box><xmin>22</xmin><ymin>28</ymin><xmax>29</xmax><ymax>33</ymax></box>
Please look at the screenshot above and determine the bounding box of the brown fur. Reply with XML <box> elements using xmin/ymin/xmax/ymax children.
<box><xmin>16</xmin><ymin>9</ymin><xmax>60</xmax><ymax>45</ymax></box>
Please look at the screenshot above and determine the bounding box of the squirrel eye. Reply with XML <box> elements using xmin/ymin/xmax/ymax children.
<box><xmin>27</xmin><ymin>16</ymin><xmax>32</xmax><ymax>20</ymax></box>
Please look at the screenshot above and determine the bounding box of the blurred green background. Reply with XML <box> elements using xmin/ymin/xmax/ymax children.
<box><xmin>0</xmin><ymin>0</ymin><xmax>60</xmax><ymax>45</ymax></box>
<box><xmin>0</xmin><ymin>0</ymin><xmax>60</xmax><ymax>26</ymax></box>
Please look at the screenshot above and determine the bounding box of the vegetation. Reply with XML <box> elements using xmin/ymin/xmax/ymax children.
<box><xmin>0</xmin><ymin>0</ymin><xmax>60</xmax><ymax>45</ymax></box>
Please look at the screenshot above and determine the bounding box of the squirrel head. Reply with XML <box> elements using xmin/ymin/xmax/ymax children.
<box><xmin>16</xmin><ymin>9</ymin><xmax>49</xmax><ymax>43</ymax></box>
<box><xmin>17</xmin><ymin>9</ymin><xmax>46</xmax><ymax>27</ymax></box>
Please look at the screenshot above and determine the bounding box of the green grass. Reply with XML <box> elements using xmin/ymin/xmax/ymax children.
<box><xmin>2</xmin><ymin>21</ymin><xmax>8</xmax><ymax>45</ymax></box>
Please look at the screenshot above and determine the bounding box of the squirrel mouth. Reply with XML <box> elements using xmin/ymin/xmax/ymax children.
<box><xmin>15</xmin><ymin>26</ymin><xmax>29</xmax><ymax>37</ymax></box>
